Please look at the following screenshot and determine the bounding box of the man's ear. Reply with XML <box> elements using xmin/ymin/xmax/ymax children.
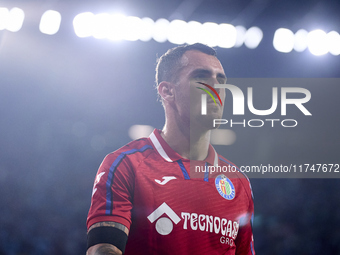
<box><xmin>158</xmin><ymin>81</ymin><xmax>175</xmax><ymax>103</ymax></box>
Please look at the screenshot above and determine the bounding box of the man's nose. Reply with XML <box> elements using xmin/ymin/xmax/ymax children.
<box><xmin>203</xmin><ymin>78</ymin><xmax>219</xmax><ymax>93</ymax></box>
<box><xmin>213</xmin><ymin>82</ymin><xmax>222</xmax><ymax>94</ymax></box>
<box><xmin>215</xmin><ymin>87</ymin><xmax>222</xmax><ymax>94</ymax></box>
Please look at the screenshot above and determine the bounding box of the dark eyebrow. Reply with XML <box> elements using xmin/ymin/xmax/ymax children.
<box><xmin>191</xmin><ymin>68</ymin><xmax>226</xmax><ymax>81</ymax></box>
<box><xmin>191</xmin><ymin>68</ymin><xmax>211</xmax><ymax>76</ymax></box>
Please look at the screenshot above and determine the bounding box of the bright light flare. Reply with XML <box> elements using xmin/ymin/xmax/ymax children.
<box><xmin>152</xmin><ymin>18</ymin><xmax>169</xmax><ymax>43</ymax></box>
<box><xmin>186</xmin><ymin>21</ymin><xmax>202</xmax><ymax>44</ymax></box>
<box><xmin>235</xmin><ymin>26</ymin><xmax>246</xmax><ymax>47</ymax></box>
<box><xmin>327</xmin><ymin>31</ymin><xmax>340</xmax><ymax>56</ymax></box>
<box><xmin>273</xmin><ymin>28</ymin><xmax>294</xmax><ymax>53</ymax></box>
<box><xmin>168</xmin><ymin>19</ymin><xmax>188</xmax><ymax>45</ymax></box>
<box><xmin>39</xmin><ymin>10</ymin><xmax>61</xmax><ymax>35</ymax></box>
<box><xmin>217</xmin><ymin>23</ymin><xmax>236</xmax><ymax>48</ymax></box>
<box><xmin>6</xmin><ymin>7</ymin><xmax>25</xmax><ymax>32</ymax></box>
<box><xmin>92</xmin><ymin>13</ymin><xmax>111</xmax><ymax>39</ymax></box>
<box><xmin>106</xmin><ymin>14</ymin><xmax>127</xmax><ymax>41</ymax></box>
<box><xmin>0</xmin><ymin>7</ymin><xmax>9</xmax><ymax>30</ymax></box>
<box><xmin>123</xmin><ymin>16</ymin><xmax>142</xmax><ymax>41</ymax></box>
<box><xmin>307</xmin><ymin>29</ymin><xmax>328</xmax><ymax>56</ymax></box>
<box><xmin>294</xmin><ymin>29</ymin><xmax>308</xmax><ymax>52</ymax></box>
<box><xmin>73</xmin><ymin>12</ymin><xmax>95</xmax><ymax>38</ymax></box>
<box><xmin>71</xmin><ymin>12</ymin><xmax>265</xmax><ymax>50</ymax></box>
<box><xmin>201</xmin><ymin>22</ymin><xmax>220</xmax><ymax>47</ymax></box>
<box><xmin>139</xmin><ymin>17</ymin><xmax>154</xmax><ymax>42</ymax></box>
<box><xmin>244</xmin><ymin>27</ymin><xmax>263</xmax><ymax>49</ymax></box>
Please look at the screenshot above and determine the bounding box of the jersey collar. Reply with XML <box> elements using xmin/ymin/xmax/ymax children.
<box><xmin>149</xmin><ymin>129</ymin><xmax>218</xmax><ymax>166</ymax></box>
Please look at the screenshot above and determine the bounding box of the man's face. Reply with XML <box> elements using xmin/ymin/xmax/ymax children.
<box><xmin>172</xmin><ymin>50</ymin><xmax>226</xmax><ymax>129</ymax></box>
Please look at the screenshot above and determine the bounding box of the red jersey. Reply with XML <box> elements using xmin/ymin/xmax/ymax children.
<box><xmin>87</xmin><ymin>129</ymin><xmax>255</xmax><ymax>255</ymax></box>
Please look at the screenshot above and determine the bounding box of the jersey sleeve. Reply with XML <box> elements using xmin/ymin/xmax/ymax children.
<box><xmin>235</xmin><ymin>179</ymin><xmax>255</xmax><ymax>255</ymax></box>
<box><xmin>87</xmin><ymin>152</ymin><xmax>135</xmax><ymax>231</ymax></box>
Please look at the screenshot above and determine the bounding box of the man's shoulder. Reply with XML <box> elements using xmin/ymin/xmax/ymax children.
<box><xmin>103</xmin><ymin>137</ymin><xmax>154</xmax><ymax>165</ymax></box>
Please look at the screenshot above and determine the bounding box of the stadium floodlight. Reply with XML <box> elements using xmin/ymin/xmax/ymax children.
<box><xmin>6</xmin><ymin>7</ymin><xmax>25</xmax><ymax>32</ymax></box>
<box><xmin>39</xmin><ymin>10</ymin><xmax>61</xmax><ymax>35</ymax></box>
<box><xmin>185</xmin><ymin>21</ymin><xmax>202</xmax><ymax>45</ymax></box>
<box><xmin>123</xmin><ymin>16</ymin><xmax>142</xmax><ymax>41</ymax></box>
<box><xmin>244</xmin><ymin>26</ymin><xmax>263</xmax><ymax>49</ymax></box>
<box><xmin>234</xmin><ymin>25</ymin><xmax>246</xmax><ymax>48</ymax></box>
<box><xmin>106</xmin><ymin>14</ymin><xmax>127</xmax><ymax>41</ymax></box>
<box><xmin>71</xmin><ymin>11</ymin><xmax>340</xmax><ymax>57</ymax></box>
<box><xmin>217</xmin><ymin>23</ymin><xmax>236</xmax><ymax>48</ymax></box>
<box><xmin>167</xmin><ymin>19</ymin><xmax>188</xmax><ymax>45</ymax></box>
<box><xmin>92</xmin><ymin>13</ymin><xmax>111</xmax><ymax>39</ymax></box>
<box><xmin>201</xmin><ymin>22</ymin><xmax>220</xmax><ymax>47</ymax></box>
<box><xmin>273</xmin><ymin>28</ymin><xmax>294</xmax><ymax>53</ymax></box>
<box><xmin>152</xmin><ymin>18</ymin><xmax>170</xmax><ymax>43</ymax></box>
<box><xmin>73</xmin><ymin>12</ymin><xmax>95</xmax><ymax>38</ymax></box>
<box><xmin>139</xmin><ymin>17</ymin><xmax>154</xmax><ymax>42</ymax></box>
<box><xmin>294</xmin><ymin>29</ymin><xmax>308</xmax><ymax>52</ymax></box>
<box><xmin>307</xmin><ymin>29</ymin><xmax>328</xmax><ymax>56</ymax></box>
<box><xmin>0</xmin><ymin>7</ymin><xmax>9</xmax><ymax>30</ymax></box>
<box><xmin>326</xmin><ymin>31</ymin><xmax>340</xmax><ymax>56</ymax></box>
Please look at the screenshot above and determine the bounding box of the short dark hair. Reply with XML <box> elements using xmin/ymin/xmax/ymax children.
<box><xmin>155</xmin><ymin>43</ymin><xmax>217</xmax><ymax>86</ymax></box>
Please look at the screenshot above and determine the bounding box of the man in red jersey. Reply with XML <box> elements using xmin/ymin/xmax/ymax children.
<box><xmin>87</xmin><ymin>43</ymin><xmax>255</xmax><ymax>255</ymax></box>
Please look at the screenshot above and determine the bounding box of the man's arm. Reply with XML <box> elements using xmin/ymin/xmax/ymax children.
<box><xmin>86</xmin><ymin>221</ymin><xmax>129</xmax><ymax>255</ymax></box>
<box><xmin>235</xmin><ymin>177</ymin><xmax>255</xmax><ymax>255</ymax></box>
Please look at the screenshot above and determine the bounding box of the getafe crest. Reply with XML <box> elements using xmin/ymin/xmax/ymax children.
<box><xmin>215</xmin><ymin>174</ymin><xmax>235</xmax><ymax>200</ymax></box>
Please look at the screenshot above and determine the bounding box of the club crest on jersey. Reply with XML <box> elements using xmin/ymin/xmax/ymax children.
<box><xmin>215</xmin><ymin>174</ymin><xmax>235</xmax><ymax>200</ymax></box>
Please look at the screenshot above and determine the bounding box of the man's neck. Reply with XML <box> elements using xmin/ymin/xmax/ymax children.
<box><xmin>161</xmin><ymin>121</ymin><xmax>211</xmax><ymax>161</ymax></box>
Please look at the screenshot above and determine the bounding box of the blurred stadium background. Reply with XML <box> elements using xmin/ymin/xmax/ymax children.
<box><xmin>0</xmin><ymin>0</ymin><xmax>339</xmax><ymax>254</ymax></box>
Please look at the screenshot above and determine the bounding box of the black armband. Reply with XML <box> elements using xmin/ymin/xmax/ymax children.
<box><xmin>87</xmin><ymin>226</ymin><xmax>128</xmax><ymax>254</ymax></box>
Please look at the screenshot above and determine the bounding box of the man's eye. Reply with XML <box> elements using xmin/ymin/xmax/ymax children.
<box><xmin>193</xmin><ymin>71</ymin><xmax>209</xmax><ymax>78</ymax></box>
<box><xmin>195</xmin><ymin>75</ymin><xmax>206</xmax><ymax>79</ymax></box>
